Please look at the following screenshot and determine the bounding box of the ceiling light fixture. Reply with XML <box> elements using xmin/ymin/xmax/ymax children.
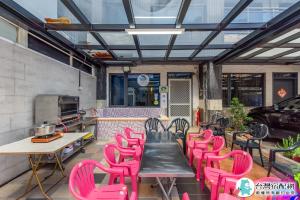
<box><xmin>126</xmin><ymin>28</ymin><xmax>185</xmax><ymax>35</ymax></box>
<box><xmin>135</xmin><ymin>16</ymin><xmax>176</xmax><ymax>19</ymax></box>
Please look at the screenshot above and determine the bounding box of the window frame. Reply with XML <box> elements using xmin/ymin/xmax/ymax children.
<box><xmin>109</xmin><ymin>73</ymin><xmax>161</xmax><ymax>108</ymax></box>
<box><xmin>222</xmin><ymin>73</ymin><xmax>265</xmax><ymax>107</ymax></box>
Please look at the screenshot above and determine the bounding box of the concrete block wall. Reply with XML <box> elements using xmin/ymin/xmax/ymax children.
<box><xmin>0</xmin><ymin>37</ymin><xmax>96</xmax><ymax>185</ymax></box>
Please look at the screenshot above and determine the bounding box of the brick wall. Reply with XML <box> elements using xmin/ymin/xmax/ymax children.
<box><xmin>0</xmin><ymin>38</ymin><xmax>96</xmax><ymax>184</ymax></box>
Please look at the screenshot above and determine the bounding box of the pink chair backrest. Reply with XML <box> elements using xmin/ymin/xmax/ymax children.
<box><xmin>231</xmin><ymin>150</ymin><xmax>253</xmax><ymax>175</ymax></box>
<box><xmin>124</xmin><ymin>127</ymin><xmax>132</xmax><ymax>138</ymax></box>
<box><xmin>104</xmin><ymin>144</ymin><xmax>118</xmax><ymax>165</ymax></box>
<box><xmin>115</xmin><ymin>133</ymin><xmax>128</xmax><ymax>148</ymax></box>
<box><xmin>182</xmin><ymin>192</ymin><xmax>190</xmax><ymax>200</ymax></box>
<box><xmin>203</xmin><ymin>129</ymin><xmax>213</xmax><ymax>140</ymax></box>
<box><xmin>212</xmin><ymin>136</ymin><xmax>225</xmax><ymax>152</ymax></box>
<box><xmin>69</xmin><ymin>160</ymin><xmax>96</xmax><ymax>199</ymax></box>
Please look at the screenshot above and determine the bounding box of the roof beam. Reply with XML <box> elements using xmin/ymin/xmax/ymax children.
<box><xmin>75</xmin><ymin>44</ymin><xmax>233</xmax><ymax>50</ymax></box>
<box><xmin>215</xmin><ymin>1</ymin><xmax>300</xmax><ymax>64</ymax></box>
<box><xmin>189</xmin><ymin>0</ymin><xmax>253</xmax><ymax>59</ymax></box>
<box><xmin>121</xmin><ymin>0</ymin><xmax>142</xmax><ymax>60</ymax></box>
<box><xmin>60</xmin><ymin>0</ymin><xmax>117</xmax><ymax>59</ymax></box>
<box><xmin>165</xmin><ymin>0</ymin><xmax>192</xmax><ymax>59</ymax></box>
<box><xmin>45</xmin><ymin>23</ymin><xmax>265</xmax><ymax>31</ymax></box>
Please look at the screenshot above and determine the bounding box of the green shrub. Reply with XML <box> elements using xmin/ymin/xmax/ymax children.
<box><xmin>229</xmin><ymin>97</ymin><xmax>252</xmax><ymax>131</ymax></box>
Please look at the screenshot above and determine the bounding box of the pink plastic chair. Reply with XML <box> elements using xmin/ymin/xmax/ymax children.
<box><xmin>188</xmin><ymin>129</ymin><xmax>213</xmax><ymax>166</ymax></box>
<box><xmin>124</xmin><ymin>127</ymin><xmax>145</xmax><ymax>150</ymax></box>
<box><xmin>69</xmin><ymin>159</ymin><xmax>129</xmax><ymax>200</ymax></box>
<box><xmin>182</xmin><ymin>192</ymin><xmax>190</xmax><ymax>200</ymax></box>
<box><xmin>115</xmin><ymin>133</ymin><xmax>142</xmax><ymax>162</ymax></box>
<box><xmin>103</xmin><ymin>144</ymin><xmax>140</xmax><ymax>195</ymax></box>
<box><xmin>203</xmin><ymin>150</ymin><xmax>253</xmax><ymax>200</ymax></box>
<box><xmin>193</xmin><ymin>136</ymin><xmax>225</xmax><ymax>181</ymax></box>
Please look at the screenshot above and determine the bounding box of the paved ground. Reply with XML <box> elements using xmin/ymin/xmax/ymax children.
<box><xmin>0</xmin><ymin>138</ymin><xmax>276</xmax><ymax>200</ymax></box>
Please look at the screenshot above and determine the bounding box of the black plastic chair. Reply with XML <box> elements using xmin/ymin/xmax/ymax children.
<box><xmin>144</xmin><ymin>117</ymin><xmax>166</xmax><ymax>135</ymax></box>
<box><xmin>268</xmin><ymin>141</ymin><xmax>300</xmax><ymax>177</ymax></box>
<box><xmin>211</xmin><ymin>117</ymin><xmax>229</xmax><ymax>148</ymax></box>
<box><xmin>201</xmin><ymin>112</ymin><xmax>223</xmax><ymax>130</ymax></box>
<box><xmin>231</xmin><ymin>123</ymin><xmax>269</xmax><ymax>167</ymax></box>
<box><xmin>167</xmin><ymin>118</ymin><xmax>190</xmax><ymax>154</ymax></box>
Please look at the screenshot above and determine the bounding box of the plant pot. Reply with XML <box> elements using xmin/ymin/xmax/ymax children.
<box><xmin>293</xmin><ymin>156</ymin><xmax>300</xmax><ymax>162</ymax></box>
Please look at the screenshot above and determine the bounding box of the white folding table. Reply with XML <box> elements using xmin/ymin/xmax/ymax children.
<box><xmin>0</xmin><ymin>132</ymin><xmax>89</xmax><ymax>200</ymax></box>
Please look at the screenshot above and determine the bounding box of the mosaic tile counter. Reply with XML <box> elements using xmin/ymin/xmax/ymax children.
<box><xmin>96</xmin><ymin>108</ymin><xmax>169</xmax><ymax>140</ymax></box>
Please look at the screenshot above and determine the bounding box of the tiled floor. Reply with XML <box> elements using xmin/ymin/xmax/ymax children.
<box><xmin>0</xmin><ymin>139</ymin><xmax>277</xmax><ymax>200</ymax></box>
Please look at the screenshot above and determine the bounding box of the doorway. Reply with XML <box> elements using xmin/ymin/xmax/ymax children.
<box><xmin>168</xmin><ymin>78</ymin><xmax>192</xmax><ymax>125</ymax></box>
<box><xmin>273</xmin><ymin>73</ymin><xmax>297</xmax><ymax>104</ymax></box>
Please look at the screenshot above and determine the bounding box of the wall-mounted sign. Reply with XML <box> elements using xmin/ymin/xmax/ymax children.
<box><xmin>137</xmin><ymin>74</ymin><xmax>149</xmax><ymax>86</ymax></box>
<box><xmin>159</xmin><ymin>86</ymin><xmax>168</xmax><ymax>93</ymax></box>
<box><xmin>277</xmin><ymin>88</ymin><xmax>287</xmax><ymax>98</ymax></box>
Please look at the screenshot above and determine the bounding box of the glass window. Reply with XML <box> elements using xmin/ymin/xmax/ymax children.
<box><xmin>278</xmin><ymin>97</ymin><xmax>300</xmax><ymax>111</ymax></box>
<box><xmin>0</xmin><ymin>18</ymin><xmax>17</xmax><ymax>42</ymax></box>
<box><xmin>98</xmin><ymin>32</ymin><xmax>135</xmax><ymax>45</ymax></box>
<box><xmin>73</xmin><ymin>0</ymin><xmax>128</xmax><ymax>24</ymax></box>
<box><xmin>183</xmin><ymin>0</ymin><xmax>239</xmax><ymax>24</ymax></box>
<box><xmin>210</xmin><ymin>31</ymin><xmax>252</xmax><ymax>45</ymax></box>
<box><xmin>222</xmin><ymin>73</ymin><xmax>264</xmax><ymax>107</ymax></box>
<box><xmin>196</xmin><ymin>49</ymin><xmax>226</xmax><ymax>57</ymax></box>
<box><xmin>174</xmin><ymin>31</ymin><xmax>211</xmax><ymax>45</ymax></box>
<box><xmin>139</xmin><ymin>35</ymin><xmax>171</xmax><ymax>45</ymax></box>
<box><xmin>110</xmin><ymin>74</ymin><xmax>160</xmax><ymax>107</ymax></box>
<box><xmin>131</xmin><ymin>0</ymin><xmax>182</xmax><ymax>24</ymax></box>
<box><xmin>13</xmin><ymin>0</ymin><xmax>80</xmax><ymax>23</ymax></box>
<box><xmin>232</xmin><ymin>0</ymin><xmax>298</xmax><ymax>23</ymax></box>
<box><xmin>58</xmin><ymin>31</ymin><xmax>100</xmax><ymax>45</ymax></box>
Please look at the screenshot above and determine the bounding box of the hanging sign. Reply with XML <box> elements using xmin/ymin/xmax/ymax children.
<box><xmin>277</xmin><ymin>88</ymin><xmax>287</xmax><ymax>98</ymax></box>
<box><xmin>137</xmin><ymin>74</ymin><xmax>149</xmax><ymax>86</ymax></box>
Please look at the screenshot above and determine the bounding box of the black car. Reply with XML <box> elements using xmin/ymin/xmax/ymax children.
<box><xmin>248</xmin><ymin>96</ymin><xmax>300</xmax><ymax>139</ymax></box>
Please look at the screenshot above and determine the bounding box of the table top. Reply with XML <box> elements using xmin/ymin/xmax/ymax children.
<box><xmin>0</xmin><ymin>132</ymin><xmax>89</xmax><ymax>155</ymax></box>
<box><xmin>146</xmin><ymin>131</ymin><xmax>177</xmax><ymax>144</ymax></box>
<box><xmin>139</xmin><ymin>143</ymin><xmax>194</xmax><ymax>178</ymax></box>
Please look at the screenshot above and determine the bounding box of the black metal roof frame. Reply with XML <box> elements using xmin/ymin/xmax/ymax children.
<box><xmin>1</xmin><ymin>0</ymin><xmax>300</xmax><ymax>66</ymax></box>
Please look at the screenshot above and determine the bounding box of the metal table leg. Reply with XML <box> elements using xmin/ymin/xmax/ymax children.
<box><xmin>156</xmin><ymin>177</ymin><xmax>177</xmax><ymax>200</ymax></box>
<box><xmin>16</xmin><ymin>154</ymin><xmax>66</xmax><ymax>200</ymax></box>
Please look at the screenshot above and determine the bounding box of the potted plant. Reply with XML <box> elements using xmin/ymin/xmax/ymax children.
<box><xmin>293</xmin><ymin>147</ymin><xmax>300</xmax><ymax>162</ymax></box>
<box><xmin>229</xmin><ymin>97</ymin><xmax>252</xmax><ymax>131</ymax></box>
<box><xmin>277</xmin><ymin>134</ymin><xmax>300</xmax><ymax>159</ymax></box>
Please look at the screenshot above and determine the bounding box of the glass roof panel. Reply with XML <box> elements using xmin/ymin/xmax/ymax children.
<box><xmin>138</xmin><ymin>35</ymin><xmax>171</xmax><ymax>45</ymax></box>
<box><xmin>254</xmin><ymin>48</ymin><xmax>292</xmax><ymax>57</ymax></box>
<box><xmin>289</xmin><ymin>38</ymin><xmax>300</xmax><ymax>44</ymax></box>
<box><xmin>232</xmin><ymin>0</ymin><xmax>298</xmax><ymax>23</ymax></box>
<box><xmin>174</xmin><ymin>31</ymin><xmax>211</xmax><ymax>45</ymax></box>
<box><xmin>196</xmin><ymin>49</ymin><xmax>225</xmax><ymax>57</ymax></box>
<box><xmin>131</xmin><ymin>0</ymin><xmax>182</xmax><ymax>24</ymax></box>
<box><xmin>142</xmin><ymin>50</ymin><xmax>166</xmax><ymax>57</ymax></box>
<box><xmin>210</xmin><ymin>31</ymin><xmax>252</xmax><ymax>45</ymax></box>
<box><xmin>58</xmin><ymin>31</ymin><xmax>100</xmax><ymax>45</ymax></box>
<box><xmin>183</xmin><ymin>0</ymin><xmax>239</xmax><ymax>24</ymax></box>
<box><xmin>98</xmin><ymin>32</ymin><xmax>135</xmax><ymax>45</ymax></box>
<box><xmin>268</xmin><ymin>29</ymin><xmax>300</xmax><ymax>43</ymax></box>
<box><xmin>169</xmin><ymin>50</ymin><xmax>195</xmax><ymax>57</ymax></box>
<box><xmin>113</xmin><ymin>50</ymin><xmax>139</xmax><ymax>58</ymax></box>
<box><xmin>73</xmin><ymin>0</ymin><xmax>128</xmax><ymax>24</ymax></box>
<box><xmin>239</xmin><ymin>48</ymin><xmax>263</xmax><ymax>57</ymax></box>
<box><xmin>13</xmin><ymin>0</ymin><xmax>80</xmax><ymax>23</ymax></box>
<box><xmin>283</xmin><ymin>51</ymin><xmax>300</xmax><ymax>57</ymax></box>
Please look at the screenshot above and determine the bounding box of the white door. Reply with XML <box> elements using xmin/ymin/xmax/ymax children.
<box><xmin>168</xmin><ymin>79</ymin><xmax>192</xmax><ymax>124</ymax></box>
